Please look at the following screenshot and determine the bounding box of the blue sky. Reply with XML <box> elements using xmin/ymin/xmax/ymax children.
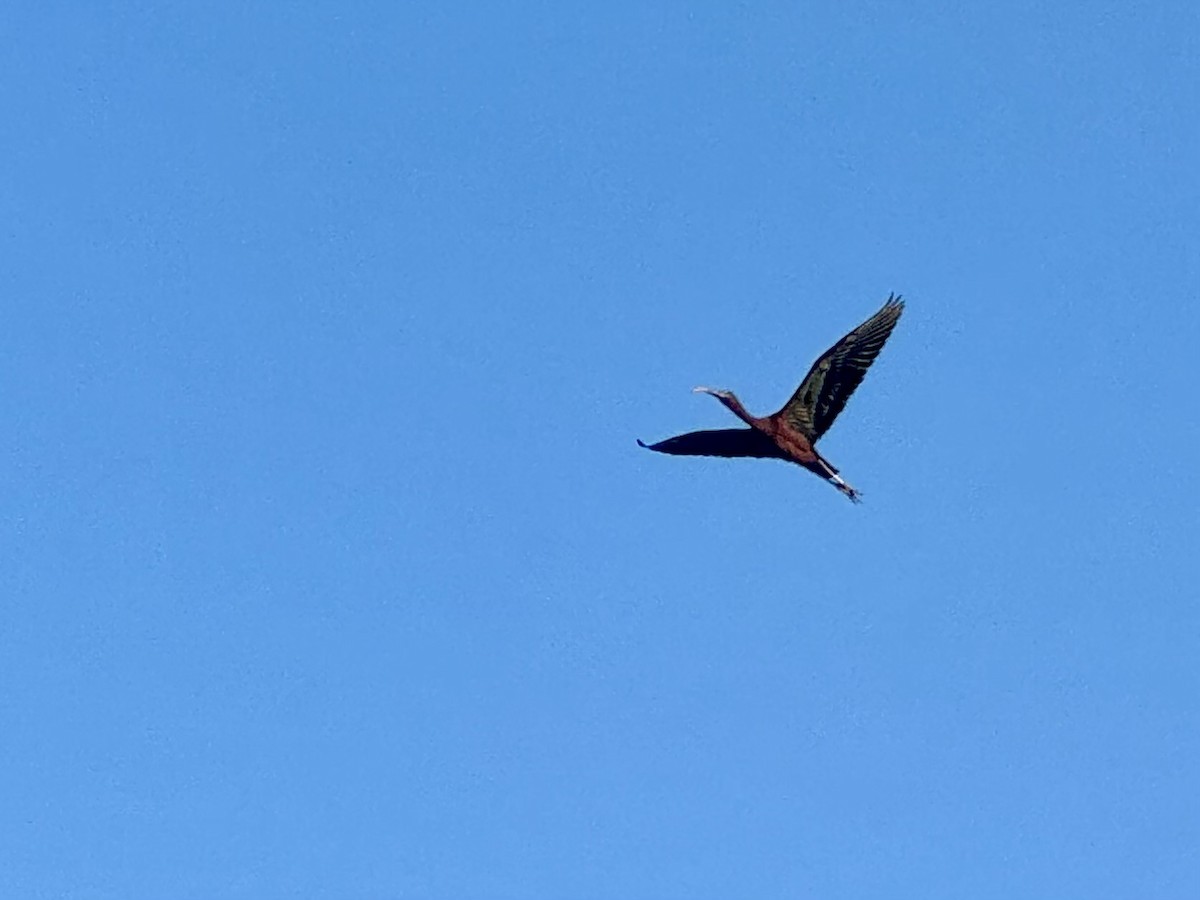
<box><xmin>2</xmin><ymin>3</ymin><xmax>1197</xmax><ymax>898</ymax></box>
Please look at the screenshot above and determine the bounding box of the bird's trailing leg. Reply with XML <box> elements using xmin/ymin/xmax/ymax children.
<box><xmin>814</xmin><ymin>455</ymin><xmax>862</xmax><ymax>504</ymax></box>
<box><xmin>829</xmin><ymin>471</ymin><xmax>862</xmax><ymax>504</ymax></box>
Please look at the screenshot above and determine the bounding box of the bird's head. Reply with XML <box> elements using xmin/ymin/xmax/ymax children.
<box><xmin>692</xmin><ymin>386</ymin><xmax>734</xmax><ymax>401</ymax></box>
<box><xmin>693</xmin><ymin>386</ymin><xmax>753</xmax><ymax>424</ymax></box>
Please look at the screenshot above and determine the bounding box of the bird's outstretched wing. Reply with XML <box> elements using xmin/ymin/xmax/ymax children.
<box><xmin>637</xmin><ymin>428</ymin><xmax>786</xmax><ymax>459</ymax></box>
<box><xmin>779</xmin><ymin>295</ymin><xmax>904</xmax><ymax>440</ymax></box>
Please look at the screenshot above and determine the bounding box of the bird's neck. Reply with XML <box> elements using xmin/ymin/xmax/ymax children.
<box><xmin>719</xmin><ymin>393</ymin><xmax>758</xmax><ymax>427</ymax></box>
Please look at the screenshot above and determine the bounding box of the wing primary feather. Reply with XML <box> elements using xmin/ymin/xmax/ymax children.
<box><xmin>637</xmin><ymin>428</ymin><xmax>786</xmax><ymax>459</ymax></box>
<box><xmin>779</xmin><ymin>295</ymin><xmax>904</xmax><ymax>440</ymax></box>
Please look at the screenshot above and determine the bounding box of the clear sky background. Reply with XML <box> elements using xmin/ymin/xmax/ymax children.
<box><xmin>3</xmin><ymin>3</ymin><xmax>1198</xmax><ymax>898</ymax></box>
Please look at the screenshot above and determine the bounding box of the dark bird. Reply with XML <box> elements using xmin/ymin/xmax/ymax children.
<box><xmin>638</xmin><ymin>295</ymin><xmax>905</xmax><ymax>503</ymax></box>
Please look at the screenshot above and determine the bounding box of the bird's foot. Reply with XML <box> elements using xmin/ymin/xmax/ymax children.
<box><xmin>830</xmin><ymin>473</ymin><xmax>862</xmax><ymax>504</ymax></box>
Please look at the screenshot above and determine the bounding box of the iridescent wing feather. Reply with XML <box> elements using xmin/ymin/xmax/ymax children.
<box><xmin>637</xmin><ymin>429</ymin><xmax>787</xmax><ymax>459</ymax></box>
<box><xmin>780</xmin><ymin>295</ymin><xmax>904</xmax><ymax>440</ymax></box>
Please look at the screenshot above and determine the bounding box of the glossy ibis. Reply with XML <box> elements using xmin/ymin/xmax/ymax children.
<box><xmin>638</xmin><ymin>295</ymin><xmax>904</xmax><ymax>503</ymax></box>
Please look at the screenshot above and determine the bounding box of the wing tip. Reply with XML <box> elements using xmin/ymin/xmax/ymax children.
<box><xmin>636</xmin><ymin>439</ymin><xmax>650</xmax><ymax>449</ymax></box>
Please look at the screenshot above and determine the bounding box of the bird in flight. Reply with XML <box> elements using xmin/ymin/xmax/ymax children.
<box><xmin>638</xmin><ymin>295</ymin><xmax>905</xmax><ymax>503</ymax></box>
